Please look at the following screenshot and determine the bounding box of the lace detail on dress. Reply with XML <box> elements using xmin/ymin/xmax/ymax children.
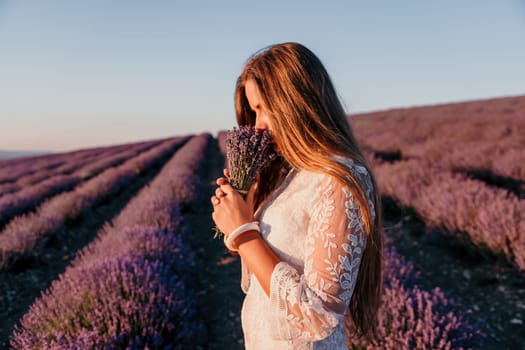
<box><xmin>268</xmin><ymin>174</ymin><xmax>367</xmax><ymax>344</ymax></box>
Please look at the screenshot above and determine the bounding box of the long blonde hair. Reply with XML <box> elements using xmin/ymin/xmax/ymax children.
<box><xmin>235</xmin><ymin>42</ymin><xmax>383</xmax><ymax>338</ymax></box>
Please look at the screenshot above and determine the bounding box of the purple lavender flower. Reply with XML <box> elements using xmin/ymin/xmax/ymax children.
<box><xmin>226</xmin><ymin>126</ymin><xmax>277</xmax><ymax>191</ymax></box>
<box><xmin>214</xmin><ymin>126</ymin><xmax>277</xmax><ymax>238</ymax></box>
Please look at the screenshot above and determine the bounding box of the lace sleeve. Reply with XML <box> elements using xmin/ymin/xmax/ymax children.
<box><xmin>268</xmin><ymin>174</ymin><xmax>368</xmax><ymax>341</ymax></box>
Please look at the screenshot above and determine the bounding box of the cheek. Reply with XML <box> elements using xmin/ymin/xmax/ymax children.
<box><xmin>266</xmin><ymin>115</ymin><xmax>275</xmax><ymax>133</ymax></box>
<box><xmin>266</xmin><ymin>120</ymin><xmax>279</xmax><ymax>150</ymax></box>
<box><xmin>270</xmin><ymin>131</ymin><xmax>280</xmax><ymax>152</ymax></box>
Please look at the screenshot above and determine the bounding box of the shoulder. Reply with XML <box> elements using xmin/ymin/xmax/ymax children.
<box><xmin>331</xmin><ymin>156</ymin><xmax>375</xmax><ymax>195</ymax></box>
<box><xmin>330</xmin><ymin>155</ymin><xmax>377</xmax><ymax>218</ymax></box>
<box><xmin>295</xmin><ymin>158</ymin><xmax>376</xmax><ymax>219</ymax></box>
<box><xmin>331</xmin><ymin>155</ymin><xmax>372</xmax><ymax>181</ymax></box>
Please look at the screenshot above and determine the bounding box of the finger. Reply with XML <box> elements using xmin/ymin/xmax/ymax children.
<box><xmin>246</xmin><ymin>181</ymin><xmax>258</xmax><ymax>207</ymax></box>
<box><xmin>210</xmin><ymin>196</ymin><xmax>220</xmax><ymax>206</ymax></box>
<box><xmin>215</xmin><ymin>187</ymin><xmax>225</xmax><ymax>198</ymax></box>
<box><xmin>219</xmin><ymin>182</ymin><xmax>235</xmax><ymax>195</ymax></box>
<box><xmin>216</xmin><ymin>177</ymin><xmax>229</xmax><ymax>186</ymax></box>
<box><xmin>223</xmin><ymin>168</ymin><xmax>231</xmax><ymax>180</ymax></box>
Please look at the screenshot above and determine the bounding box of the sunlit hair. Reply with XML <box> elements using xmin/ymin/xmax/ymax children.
<box><xmin>235</xmin><ymin>42</ymin><xmax>383</xmax><ymax>338</ymax></box>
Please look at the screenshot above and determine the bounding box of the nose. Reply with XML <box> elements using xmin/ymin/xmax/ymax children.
<box><xmin>254</xmin><ymin>116</ymin><xmax>268</xmax><ymax>132</ymax></box>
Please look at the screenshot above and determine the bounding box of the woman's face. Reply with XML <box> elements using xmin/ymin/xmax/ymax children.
<box><xmin>244</xmin><ymin>79</ymin><xmax>274</xmax><ymax>134</ymax></box>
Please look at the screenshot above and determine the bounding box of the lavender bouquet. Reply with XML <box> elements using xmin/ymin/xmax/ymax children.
<box><xmin>213</xmin><ymin>126</ymin><xmax>277</xmax><ymax>238</ymax></box>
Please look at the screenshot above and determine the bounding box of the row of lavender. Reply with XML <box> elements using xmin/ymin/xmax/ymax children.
<box><xmin>0</xmin><ymin>137</ymin><xmax>170</xmax><ymax>184</ymax></box>
<box><xmin>351</xmin><ymin>95</ymin><xmax>525</xmax><ymax>183</ymax></box>
<box><xmin>0</xmin><ymin>136</ymin><xmax>190</xmax><ymax>271</ymax></box>
<box><xmin>0</xmin><ymin>139</ymin><xmax>164</xmax><ymax>228</ymax></box>
<box><xmin>215</xmin><ymin>136</ymin><xmax>483</xmax><ymax>348</ymax></box>
<box><xmin>350</xmin><ymin>244</ymin><xmax>483</xmax><ymax>349</ymax></box>
<box><xmin>0</xmin><ymin>139</ymin><xmax>168</xmax><ymax>195</ymax></box>
<box><xmin>0</xmin><ymin>147</ymin><xmax>110</xmax><ymax>182</ymax></box>
<box><xmin>10</xmin><ymin>134</ymin><xmax>213</xmax><ymax>349</ymax></box>
<box><xmin>367</xmin><ymin>156</ymin><xmax>525</xmax><ymax>272</ymax></box>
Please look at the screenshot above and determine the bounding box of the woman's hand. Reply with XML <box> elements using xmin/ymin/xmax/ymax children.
<box><xmin>211</xmin><ymin>173</ymin><xmax>257</xmax><ymax>236</ymax></box>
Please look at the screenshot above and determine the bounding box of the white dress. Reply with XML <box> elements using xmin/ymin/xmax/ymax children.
<box><xmin>240</xmin><ymin>157</ymin><xmax>376</xmax><ymax>350</ymax></box>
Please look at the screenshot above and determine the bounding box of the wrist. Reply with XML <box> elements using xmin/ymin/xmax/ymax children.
<box><xmin>233</xmin><ymin>230</ymin><xmax>260</xmax><ymax>249</ymax></box>
<box><xmin>224</xmin><ymin>221</ymin><xmax>260</xmax><ymax>252</ymax></box>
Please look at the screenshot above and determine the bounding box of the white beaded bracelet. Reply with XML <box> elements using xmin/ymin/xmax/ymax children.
<box><xmin>224</xmin><ymin>221</ymin><xmax>260</xmax><ymax>251</ymax></box>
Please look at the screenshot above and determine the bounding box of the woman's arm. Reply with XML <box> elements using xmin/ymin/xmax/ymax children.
<box><xmin>235</xmin><ymin>231</ymin><xmax>280</xmax><ymax>296</ymax></box>
<box><xmin>262</xmin><ymin>174</ymin><xmax>368</xmax><ymax>341</ymax></box>
<box><xmin>211</xmin><ymin>177</ymin><xmax>280</xmax><ymax>296</ymax></box>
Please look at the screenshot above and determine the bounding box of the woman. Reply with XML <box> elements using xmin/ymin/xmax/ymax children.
<box><xmin>211</xmin><ymin>42</ymin><xmax>383</xmax><ymax>349</ymax></box>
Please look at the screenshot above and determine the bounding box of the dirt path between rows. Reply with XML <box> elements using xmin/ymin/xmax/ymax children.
<box><xmin>185</xmin><ymin>141</ymin><xmax>245</xmax><ymax>349</ymax></box>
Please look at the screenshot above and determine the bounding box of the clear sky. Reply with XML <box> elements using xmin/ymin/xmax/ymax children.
<box><xmin>1</xmin><ymin>0</ymin><xmax>524</xmax><ymax>152</ymax></box>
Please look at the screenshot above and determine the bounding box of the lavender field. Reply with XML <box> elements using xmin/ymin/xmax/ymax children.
<box><xmin>0</xmin><ymin>95</ymin><xmax>524</xmax><ymax>349</ymax></box>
